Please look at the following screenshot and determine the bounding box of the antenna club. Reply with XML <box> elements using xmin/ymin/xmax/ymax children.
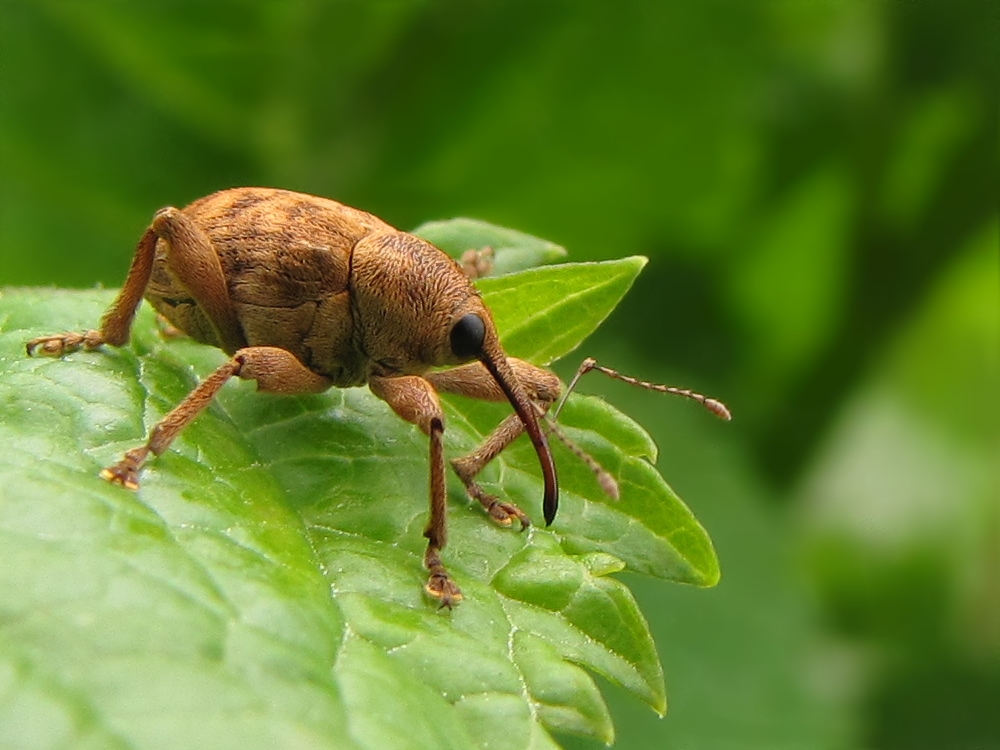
<box><xmin>598</xmin><ymin>472</ymin><xmax>621</xmax><ymax>501</ymax></box>
<box><xmin>704</xmin><ymin>398</ymin><xmax>732</xmax><ymax>421</ymax></box>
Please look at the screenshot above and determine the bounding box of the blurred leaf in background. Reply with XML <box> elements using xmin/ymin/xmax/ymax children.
<box><xmin>0</xmin><ymin>0</ymin><xmax>996</xmax><ymax>748</ymax></box>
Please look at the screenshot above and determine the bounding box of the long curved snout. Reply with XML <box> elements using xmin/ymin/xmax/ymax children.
<box><xmin>478</xmin><ymin>347</ymin><xmax>559</xmax><ymax>525</ymax></box>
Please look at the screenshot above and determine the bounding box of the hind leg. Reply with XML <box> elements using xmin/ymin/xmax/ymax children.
<box><xmin>27</xmin><ymin>207</ymin><xmax>244</xmax><ymax>357</ymax></box>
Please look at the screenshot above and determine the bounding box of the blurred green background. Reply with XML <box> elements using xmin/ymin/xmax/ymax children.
<box><xmin>1</xmin><ymin>1</ymin><xmax>996</xmax><ymax>748</ymax></box>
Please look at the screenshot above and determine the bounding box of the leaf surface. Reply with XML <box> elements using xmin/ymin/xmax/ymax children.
<box><xmin>413</xmin><ymin>217</ymin><xmax>567</xmax><ymax>276</ymax></box>
<box><xmin>477</xmin><ymin>257</ymin><xmax>648</xmax><ymax>365</ymax></box>
<box><xmin>0</xmin><ymin>262</ymin><xmax>717</xmax><ymax>749</ymax></box>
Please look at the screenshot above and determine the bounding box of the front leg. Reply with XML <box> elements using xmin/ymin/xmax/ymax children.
<box><xmin>425</xmin><ymin>359</ymin><xmax>560</xmax><ymax>527</ymax></box>
<box><xmin>369</xmin><ymin>375</ymin><xmax>462</xmax><ymax>608</ymax></box>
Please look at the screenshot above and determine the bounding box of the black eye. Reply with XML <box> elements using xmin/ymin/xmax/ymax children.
<box><xmin>450</xmin><ymin>313</ymin><xmax>485</xmax><ymax>359</ymax></box>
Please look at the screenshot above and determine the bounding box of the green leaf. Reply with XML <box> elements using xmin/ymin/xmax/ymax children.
<box><xmin>0</xmin><ymin>275</ymin><xmax>716</xmax><ymax>749</ymax></box>
<box><xmin>412</xmin><ymin>217</ymin><xmax>568</xmax><ymax>276</ymax></box>
<box><xmin>477</xmin><ymin>257</ymin><xmax>648</xmax><ymax>365</ymax></box>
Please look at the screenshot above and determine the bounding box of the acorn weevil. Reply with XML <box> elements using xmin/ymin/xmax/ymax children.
<box><xmin>27</xmin><ymin>187</ymin><xmax>730</xmax><ymax>607</ymax></box>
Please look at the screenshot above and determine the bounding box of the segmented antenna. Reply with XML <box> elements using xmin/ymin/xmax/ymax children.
<box><xmin>543</xmin><ymin>417</ymin><xmax>620</xmax><ymax>500</ymax></box>
<box><xmin>546</xmin><ymin>357</ymin><xmax>731</xmax><ymax>501</ymax></box>
<box><xmin>553</xmin><ymin>357</ymin><xmax>732</xmax><ymax>421</ymax></box>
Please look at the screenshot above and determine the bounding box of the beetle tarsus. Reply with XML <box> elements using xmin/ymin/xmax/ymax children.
<box><xmin>100</xmin><ymin>447</ymin><xmax>149</xmax><ymax>490</ymax></box>
<box><xmin>459</xmin><ymin>247</ymin><xmax>495</xmax><ymax>280</ymax></box>
<box><xmin>458</xmin><ymin>478</ymin><xmax>531</xmax><ymax>530</ymax></box>
<box><xmin>424</xmin><ymin>548</ymin><xmax>463</xmax><ymax>608</ymax></box>
<box><xmin>426</xmin><ymin>576</ymin><xmax>464</xmax><ymax>609</ymax></box>
<box><xmin>484</xmin><ymin>496</ymin><xmax>531</xmax><ymax>530</ymax></box>
<box><xmin>26</xmin><ymin>330</ymin><xmax>104</xmax><ymax>357</ymax></box>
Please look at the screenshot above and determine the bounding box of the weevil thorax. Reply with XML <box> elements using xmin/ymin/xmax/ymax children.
<box><xmin>350</xmin><ymin>231</ymin><xmax>492</xmax><ymax>376</ymax></box>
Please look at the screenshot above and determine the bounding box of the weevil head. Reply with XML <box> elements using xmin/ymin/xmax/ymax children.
<box><xmin>350</xmin><ymin>230</ymin><xmax>491</xmax><ymax>373</ymax></box>
<box><xmin>351</xmin><ymin>230</ymin><xmax>559</xmax><ymax>523</ymax></box>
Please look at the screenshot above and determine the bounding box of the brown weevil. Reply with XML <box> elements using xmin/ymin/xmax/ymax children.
<box><xmin>27</xmin><ymin>187</ymin><xmax>730</xmax><ymax>607</ymax></box>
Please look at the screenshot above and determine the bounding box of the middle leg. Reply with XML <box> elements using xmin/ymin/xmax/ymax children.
<box><xmin>102</xmin><ymin>345</ymin><xmax>333</xmax><ymax>488</ymax></box>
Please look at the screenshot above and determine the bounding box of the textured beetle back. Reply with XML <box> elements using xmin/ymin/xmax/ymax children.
<box><xmin>145</xmin><ymin>187</ymin><xmax>392</xmax><ymax>385</ymax></box>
